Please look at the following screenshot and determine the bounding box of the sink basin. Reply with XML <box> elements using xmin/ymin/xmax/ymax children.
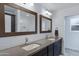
<box><xmin>22</xmin><ymin>44</ymin><xmax>40</xmax><ymax>51</ymax></box>
<box><xmin>48</xmin><ymin>38</ymin><xmax>55</xmax><ymax>40</ymax></box>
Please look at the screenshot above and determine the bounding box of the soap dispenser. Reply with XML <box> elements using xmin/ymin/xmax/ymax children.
<box><xmin>55</xmin><ymin>27</ymin><xmax>59</xmax><ymax>39</ymax></box>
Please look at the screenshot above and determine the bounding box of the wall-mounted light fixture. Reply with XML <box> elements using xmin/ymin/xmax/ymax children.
<box><xmin>45</xmin><ymin>10</ymin><xmax>52</xmax><ymax>16</ymax></box>
<box><xmin>23</xmin><ymin>3</ymin><xmax>34</xmax><ymax>7</ymax></box>
<box><xmin>42</xmin><ymin>9</ymin><xmax>52</xmax><ymax>17</ymax></box>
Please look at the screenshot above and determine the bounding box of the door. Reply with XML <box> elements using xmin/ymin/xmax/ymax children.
<box><xmin>65</xmin><ymin>15</ymin><xmax>79</xmax><ymax>53</ymax></box>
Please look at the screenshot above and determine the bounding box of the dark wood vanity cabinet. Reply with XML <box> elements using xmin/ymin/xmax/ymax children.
<box><xmin>32</xmin><ymin>39</ymin><xmax>62</xmax><ymax>56</ymax></box>
<box><xmin>32</xmin><ymin>47</ymin><xmax>48</xmax><ymax>56</ymax></box>
<box><xmin>53</xmin><ymin>39</ymin><xmax>62</xmax><ymax>56</ymax></box>
<box><xmin>47</xmin><ymin>44</ymin><xmax>54</xmax><ymax>56</ymax></box>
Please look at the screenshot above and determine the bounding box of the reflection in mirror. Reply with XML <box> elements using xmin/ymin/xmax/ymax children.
<box><xmin>5</xmin><ymin>5</ymin><xmax>16</xmax><ymax>32</ymax></box>
<box><xmin>16</xmin><ymin>10</ymin><xmax>35</xmax><ymax>32</ymax></box>
<box><xmin>69</xmin><ymin>15</ymin><xmax>79</xmax><ymax>31</ymax></box>
<box><xmin>5</xmin><ymin>14</ymin><xmax>11</xmax><ymax>32</ymax></box>
<box><xmin>42</xmin><ymin>17</ymin><xmax>51</xmax><ymax>31</ymax></box>
<box><xmin>3</xmin><ymin>4</ymin><xmax>37</xmax><ymax>36</ymax></box>
<box><xmin>40</xmin><ymin>15</ymin><xmax>52</xmax><ymax>33</ymax></box>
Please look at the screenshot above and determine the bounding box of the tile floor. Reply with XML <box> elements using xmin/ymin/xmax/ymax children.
<box><xmin>64</xmin><ymin>48</ymin><xmax>79</xmax><ymax>56</ymax></box>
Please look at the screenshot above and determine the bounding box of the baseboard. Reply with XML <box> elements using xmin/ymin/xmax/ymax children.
<box><xmin>65</xmin><ymin>48</ymin><xmax>79</xmax><ymax>53</ymax></box>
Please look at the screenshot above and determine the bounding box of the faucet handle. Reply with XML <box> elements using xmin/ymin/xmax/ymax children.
<box><xmin>25</xmin><ymin>37</ymin><xmax>28</xmax><ymax>45</ymax></box>
<box><xmin>46</xmin><ymin>35</ymin><xmax>49</xmax><ymax>39</ymax></box>
<box><xmin>25</xmin><ymin>38</ymin><xmax>28</xmax><ymax>42</ymax></box>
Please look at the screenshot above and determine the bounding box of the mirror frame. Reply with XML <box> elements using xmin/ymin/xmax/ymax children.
<box><xmin>0</xmin><ymin>3</ymin><xmax>38</xmax><ymax>37</ymax></box>
<box><xmin>40</xmin><ymin>15</ymin><xmax>52</xmax><ymax>33</ymax></box>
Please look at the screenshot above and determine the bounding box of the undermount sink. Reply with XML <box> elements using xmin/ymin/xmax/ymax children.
<box><xmin>48</xmin><ymin>38</ymin><xmax>55</xmax><ymax>40</ymax></box>
<box><xmin>22</xmin><ymin>44</ymin><xmax>40</xmax><ymax>51</ymax></box>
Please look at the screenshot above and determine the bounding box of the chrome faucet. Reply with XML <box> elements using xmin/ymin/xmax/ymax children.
<box><xmin>25</xmin><ymin>37</ymin><xmax>28</xmax><ymax>45</ymax></box>
<box><xmin>45</xmin><ymin>35</ymin><xmax>49</xmax><ymax>39</ymax></box>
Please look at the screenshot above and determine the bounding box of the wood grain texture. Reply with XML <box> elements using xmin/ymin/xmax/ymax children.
<box><xmin>0</xmin><ymin>3</ymin><xmax>38</xmax><ymax>37</ymax></box>
<box><xmin>40</xmin><ymin>15</ymin><xmax>52</xmax><ymax>33</ymax></box>
<box><xmin>0</xmin><ymin>4</ymin><xmax>5</xmax><ymax>36</ymax></box>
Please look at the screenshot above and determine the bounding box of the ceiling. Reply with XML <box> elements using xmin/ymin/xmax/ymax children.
<box><xmin>39</xmin><ymin>3</ymin><xmax>79</xmax><ymax>12</ymax></box>
<box><xmin>5</xmin><ymin>3</ymin><xmax>79</xmax><ymax>14</ymax></box>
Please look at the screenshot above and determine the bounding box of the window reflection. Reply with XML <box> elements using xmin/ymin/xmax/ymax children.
<box><xmin>70</xmin><ymin>15</ymin><xmax>79</xmax><ymax>31</ymax></box>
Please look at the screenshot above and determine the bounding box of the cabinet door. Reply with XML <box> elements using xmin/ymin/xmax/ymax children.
<box><xmin>42</xmin><ymin>53</ymin><xmax>48</xmax><ymax>56</ymax></box>
<box><xmin>53</xmin><ymin>40</ymin><xmax>61</xmax><ymax>56</ymax></box>
<box><xmin>32</xmin><ymin>50</ymin><xmax>43</xmax><ymax>56</ymax></box>
<box><xmin>48</xmin><ymin>44</ymin><xmax>54</xmax><ymax>56</ymax></box>
<box><xmin>42</xmin><ymin>47</ymin><xmax>48</xmax><ymax>56</ymax></box>
<box><xmin>53</xmin><ymin>44</ymin><xmax>60</xmax><ymax>56</ymax></box>
<box><xmin>32</xmin><ymin>47</ymin><xmax>47</xmax><ymax>56</ymax></box>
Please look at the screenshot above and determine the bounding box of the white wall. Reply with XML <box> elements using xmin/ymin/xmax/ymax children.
<box><xmin>0</xmin><ymin>3</ymin><xmax>53</xmax><ymax>50</ymax></box>
<box><xmin>52</xmin><ymin>5</ymin><xmax>79</xmax><ymax>52</ymax></box>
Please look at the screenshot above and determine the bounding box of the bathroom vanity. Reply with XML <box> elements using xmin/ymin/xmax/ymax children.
<box><xmin>0</xmin><ymin>38</ymin><xmax>62</xmax><ymax>56</ymax></box>
<box><xmin>0</xmin><ymin>4</ymin><xmax>62</xmax><ymax>56</ymax></box>
<box><xmin>32</xmin><ymin>38</ymin><xmax>62</xmax><ymax>56</ymax></box>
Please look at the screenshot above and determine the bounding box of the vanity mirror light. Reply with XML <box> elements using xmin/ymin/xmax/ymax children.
<box><xmin>0</xmin><ymin>3</ymin><xmax>37</xmax><ymax>36</ymax></box>
<box><xmin>40</xmin><ymin>15</ymin><xmax>52</xmax><ymax>33</ymax></box>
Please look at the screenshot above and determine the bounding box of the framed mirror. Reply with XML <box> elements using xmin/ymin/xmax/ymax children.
<box><xmin>0</xmin><ymin>4</ymin><xmax>37</xmax><ymax>36</ymax></box>
<box><xmin>40</xmin><ymin>15</ymin><xmax>52</xmax><ymax>33</ymax></box>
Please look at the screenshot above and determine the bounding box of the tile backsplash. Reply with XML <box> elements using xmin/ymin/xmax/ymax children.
<box><xmin>0</xmin><ymin>33</ymin><xmax>52</xmax><ymax>50</ymax></box>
